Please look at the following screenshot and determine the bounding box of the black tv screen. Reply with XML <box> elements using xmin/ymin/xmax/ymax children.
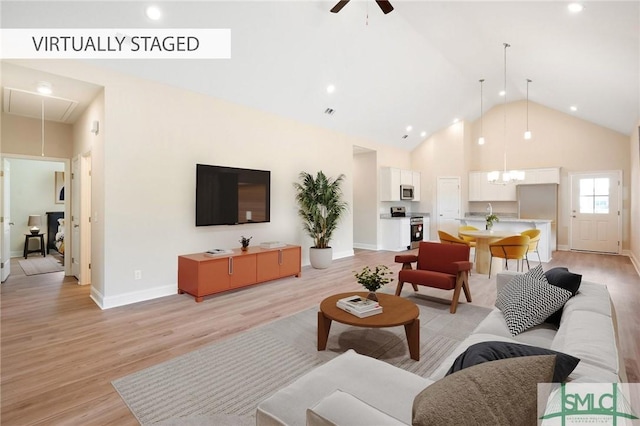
<box><xmin>196</xmin><ymin>164</ymin><xmax>271</xmax><ymax>226</ymax></box>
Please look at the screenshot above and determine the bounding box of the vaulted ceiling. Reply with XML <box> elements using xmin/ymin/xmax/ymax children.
<box><xmin>2</xmin><ymin>1</ymin><xmax>638</xmax><ymax>151</ymax></box>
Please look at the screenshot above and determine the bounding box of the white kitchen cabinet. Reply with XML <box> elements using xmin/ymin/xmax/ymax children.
<box><xmin>522</xmin><ymin>168</ymin><xmax>560</xmax><ymax>184</ymax></box>
<box><xmin>380</xmin><ymin>167</ymin><xmax>401</xmax><ymax>201</ymax></box>
<box><xmin>468</xmin><ymin>172</ymin><xmax>483</xmax><ymax>201</ymax></box>
<box><xmin>412</xmin><ymin>171</ymin><xmax>421</xmax><ymax>202</ymax></box>
<box><xmin>468</xmin><ymin>171</ymin><xmax>517</xmax><ymax>201</ymax></box>
<box><xmin>380</xmin><ymin>218</ymin><xmax>411</xmax><ymax>251</ymax></box>
<box><xmin>380</xmin><ymin>167</ymin><xmax>421</xmax><ymax>202</ymax></box>
<box><xmin>400</xmin><ymin>169</ymin><xmax>413</xmax><ymax>185</ymax></box>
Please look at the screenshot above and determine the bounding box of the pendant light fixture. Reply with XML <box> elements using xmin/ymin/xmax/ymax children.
<box><xmin>524</xmin><ymin>78</ymin><xmax>532</xmax><ymax>140</ymax></box>
<box><xmin>478</xmin><ymin>79</ymin><xmax>485</xmax><ymax>145</ymax></box>
<box><xmin>488</xmin><ymin>42</ymin><xmax>525</xmax><ymax>185</ymax></box>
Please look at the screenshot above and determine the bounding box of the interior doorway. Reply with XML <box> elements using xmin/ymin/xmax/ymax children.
<box><xmin>1</xmin><ymin>155</ymin><xmax>71</xmax><ymax>279</ymax></box>
<box><xmin>569</xmin><ymin>171</ymin><xmax>622</xmax><ymax>254</ymax></box>
<box><xmin>436</xmin><ymin>176</ymin><xmax>461</xmax><ymax>236</ymax></box>
<box><xmin>71</xmin><ymin>153</ymin><xmax>92</xmax><ymax>285</ymax></box>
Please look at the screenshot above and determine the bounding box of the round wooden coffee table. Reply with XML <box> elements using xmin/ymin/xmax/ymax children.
<box><xmin>318</xmin><ymin>292</ymin><xmax>420</xmax><ymax>360</ymax></box>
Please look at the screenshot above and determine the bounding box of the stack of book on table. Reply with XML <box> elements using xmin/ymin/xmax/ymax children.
<box><xmin>336</xmin><ymin>295</ymin><xmax>383</xmax><ymax>318</ymax></box>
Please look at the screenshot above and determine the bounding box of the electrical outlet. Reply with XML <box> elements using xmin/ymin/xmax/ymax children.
<box><xmin>134</xmin><ymin>270</ymin><xmax>142</xmax><ymax>280</ymax></box>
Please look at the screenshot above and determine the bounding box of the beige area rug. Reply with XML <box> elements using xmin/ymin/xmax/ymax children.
<box><xmin>112</xmin><ymin>296</ymin><xmax>491</xmax><ymax>425</ymax></box>
<box><xmin>18</xmin><ymin>256</ymin><xmax>64</xmax><ymax>275</ymax></box>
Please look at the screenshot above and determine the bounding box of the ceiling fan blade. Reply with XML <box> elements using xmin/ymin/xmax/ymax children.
<box><xmin>375</xmin><ymin>0</ymin><xmax>394</xmax><ymax>14</ymax></box>
<box><xmin>330</xmin><ymin>0</ymin><xmax>350</xmax><ymax>13</ymax></box>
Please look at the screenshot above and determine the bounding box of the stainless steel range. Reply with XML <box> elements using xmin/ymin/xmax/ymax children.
<box><xmin>410</xmin><ymin>216</ymin><xmax>424</xmax><ymax>249</ymax></box>
<box><xmin>390</xmin><ymin>207</ymin><xmax>424</xmax><ymax>249</ymax></box>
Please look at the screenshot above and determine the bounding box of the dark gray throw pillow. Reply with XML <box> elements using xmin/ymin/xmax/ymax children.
<box><xmin>446</xmin><ymin>341</ymin><xmax>580</xmax><ymax>383</ymax></box>
<box><xmin>544</xmin><ymin>267</ymin><xmax>582</xmax><ymax>326</ymax></box>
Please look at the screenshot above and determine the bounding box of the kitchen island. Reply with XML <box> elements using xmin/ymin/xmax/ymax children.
<box><xmin>458</xmin><ymin>217</ymin><xmax>553</xmax><ymax>263</ymax></box>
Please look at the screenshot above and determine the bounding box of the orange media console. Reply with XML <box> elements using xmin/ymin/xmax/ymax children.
<box><xmin>178</xmin><ymin>245</ymin><xmax>301</xmax><ymax>302</ymax></box>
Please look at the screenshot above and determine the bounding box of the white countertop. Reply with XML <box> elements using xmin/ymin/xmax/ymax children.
<box><xmin>459</xmin><ymin>217</ymin><xmax>553</xmax><ymax>223</ymax></box>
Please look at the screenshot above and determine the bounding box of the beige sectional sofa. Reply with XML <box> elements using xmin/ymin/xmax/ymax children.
<box><xmin>256</xmin><ymin>271</ymin><xmax>625</xmax><ymax>426</ymax></box>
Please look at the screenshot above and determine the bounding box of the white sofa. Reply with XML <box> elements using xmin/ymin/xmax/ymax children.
<box><xmin>256</xmin><ymin>271</ymin><xmax>625</xmax><ymax>426</ymax></box>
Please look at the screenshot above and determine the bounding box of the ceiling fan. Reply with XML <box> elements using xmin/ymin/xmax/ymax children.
<box><xmin>330</xmin><ymin>0</ymin><xmax>394</xmax><ymax>15</ymax></box>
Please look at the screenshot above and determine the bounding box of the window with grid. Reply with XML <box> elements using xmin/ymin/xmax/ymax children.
<box><xmin>579</xmin><ymin>178</ymin><xmax>609</xmax><ymax>214</ymax></box>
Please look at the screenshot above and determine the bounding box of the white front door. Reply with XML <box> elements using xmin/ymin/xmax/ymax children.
<box><xmin>1</xmin><ymin>159</ymin><xmax>11</xmax><ymax>282</ymax></box>
<box><xmin>436</xmin><ymin>177</ymin><xmax>461</xmax><ymax>237</ymax></box>
<box><xmin>570</xmin><ymin>171</ymin><xmax>621</xmax><ymax>254</ymax></box>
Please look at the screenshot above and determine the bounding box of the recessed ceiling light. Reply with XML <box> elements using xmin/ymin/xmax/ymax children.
<box><xmin>420</xmin><ymin>131</ymin><xmax>426</xmax><ymax>138</ymax></box>
<box><xmin>406</xmin><ymin>125</ymin><xmax>413</xmax><ymax>132</ymax></box>
<box><xmin>452</xmin><ymin>118</ymin><xmax>459</xmax><ymax>124</ymax></box>
<box><xmin>146</xmin><ymin>5</ymin><xmax>162</xmax><ymax>20</ymax></box>
<box><xmin>499</xmin><ymin>90</ymin><xmax>506</xmax><ymax>97</ymax></box>
<box><xmin>568</xmin><ymin>3</ymin><xmax>584</xmax><ymax>13</ymax></box>
<box><xmin>570</xmin><ymin>105</ymin><xmax>578</xmax><ymax>112</ymax></box>
<box><xmin>326</xmin><ymin>84</ymin><xmax>335</xmax><ymax>94</ymax></box>
<box><xmin>37</xmin><ymin>81</ymin><xmax>52</xmax><ymax>95</ymax></box>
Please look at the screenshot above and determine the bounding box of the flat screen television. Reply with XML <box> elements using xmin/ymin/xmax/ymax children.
<box><xmin>196</xmin><ymin>164</ymin><xmax>271</xmax><ymax>226</ymax></box>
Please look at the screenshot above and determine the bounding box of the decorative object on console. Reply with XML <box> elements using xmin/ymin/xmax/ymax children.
<box><xmin>293</xmin><ymin>171</ymin><xmax>347</xmax><ymax>269</ymax></box>
<box><xmin>28</xmin><ymin>215</ymin><xmax>42</xmax><ymax>234</ymax></box>
<box><xmin>239</xmin><ymin>235</ymin><xmax>252</xmax><ymax>251</ymax></box>
<box><xmin>353</xmin><ymin>265</ymin><xmax>393</xmax><ymax>302</ymax></box>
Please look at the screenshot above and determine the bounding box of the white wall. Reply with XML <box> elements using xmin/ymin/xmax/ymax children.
<box><xmin>467</xmin><ymin>100</ymin><xmax>630</xmax><ymax>250</ymax></box>
<box><xmin>8</xmin><ymin>158</ymin><xmax>65</xmax><ymax>256</ymax></box>
<box><xmin>410</xmin><ymin>121</ymin><xmax>468</xmax><ymax>239</ymax></box>
<box><xmin>630</xmin><ymin>122</ymin><xmax>640</xmax><ymax>271</ymax></box>
<box><xmin>5</xmin><ymin>59</ymin><xmax>369</xmax><ymax>308</ymax></box>
<box><xmin>353</xmin><ymin>150</ymin><xmax>378</xmax><ymax>249</ymax></box>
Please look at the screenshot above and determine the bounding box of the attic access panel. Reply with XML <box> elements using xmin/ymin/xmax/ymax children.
<box><xmin>3</xmin><ymin>87</ymin><xmax>78</xmax><ymax>123</ymax></box>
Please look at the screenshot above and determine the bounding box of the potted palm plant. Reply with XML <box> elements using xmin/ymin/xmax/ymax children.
<box><xmin>294</xmin><ymin>171</ymin><xmax>348</xmax><ymax>269</ymax></box>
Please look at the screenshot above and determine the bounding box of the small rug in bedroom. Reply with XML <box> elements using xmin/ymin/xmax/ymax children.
<box><xmin>18</xmin><ymin>256</ymin><xmax>64</xmax><ymax>275</ymax></box>
<box><xmin>112</xmin><ymin>296</ymin><xmax>491</xmax><ymax>425</ymax></box>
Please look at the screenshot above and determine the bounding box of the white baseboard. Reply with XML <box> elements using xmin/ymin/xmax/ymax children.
<box><xmin>627</xmin><ymin>250</ymin><xmax>640</xmax><ymax>276</ymax></box>
<box><xmin>333</xmin><ymin>249</ymin><xmax>355</xmax><ymax>260</ymax></box>
<box><xmin>353</xmin><ymin>243</ymin><xmax>378</xmax><ymax>251</ymax></box>
<box><xmin>90</xmin><ymin>284</ymin><xmax>177</xmax><ymax>310</ymax></box>
<box><xmin>557</xmin><ymin>245</ymin><xmax>570</xmax><ymax>251</ymax></box>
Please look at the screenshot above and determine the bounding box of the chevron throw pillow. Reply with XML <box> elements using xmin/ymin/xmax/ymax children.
<box><xmin>495</xmin><ymin>265</ymin><xmax>572</xmax><ymax>336</ymax></box>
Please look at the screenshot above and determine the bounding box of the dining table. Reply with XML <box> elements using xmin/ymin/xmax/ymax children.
<box><xmin>458</xmin><ymin>229</ymin><xmax>520</xmax><ymax>275</ymax></box>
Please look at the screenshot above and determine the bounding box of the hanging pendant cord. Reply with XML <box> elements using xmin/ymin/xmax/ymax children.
<box><xmin>41</xmin><ymin>98</ymin><xmax>45</xmax><ymax>157</ymax></box>
<box><xmin>503</xmin><ymin>43</ymin><xmax>510</xmax><ymax>176</ymax></box>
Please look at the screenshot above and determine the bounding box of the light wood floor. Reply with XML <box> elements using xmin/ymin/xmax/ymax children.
<box><xmin>2</xmin><ymin>250</ymin><xmax>639</xmax><ymax>425</ymax></box>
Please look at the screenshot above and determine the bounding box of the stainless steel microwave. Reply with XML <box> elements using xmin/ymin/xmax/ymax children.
<box><xmin>400</xmin><ymin>185</ymin><xmax>414</xmax><ymax>200</ymax></box>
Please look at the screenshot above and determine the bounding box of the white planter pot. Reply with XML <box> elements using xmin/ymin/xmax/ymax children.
<box><xmin>309</xmin><ymin>247</ymin><xmax>333</xmax><ymax>269</ymax></box>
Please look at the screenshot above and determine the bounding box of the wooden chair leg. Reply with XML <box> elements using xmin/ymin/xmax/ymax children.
<box><xmin>395</xmin><ymin>281</ymin><xmax>404</xmax><ymax>296</ymax></box>
<box><xmin>451</xmin><ymin>276</ymin><xmax>463</xmax><ymax>314</ymax></box>
<box><xmin>411</xmin><ymin>283</ymin><xmax>419</xmax><ymax>292</ymax></box>
<box><xmin>461</xmin><ymin>272</ymin><xmax>472</xmax><ymax>302</ymax></box>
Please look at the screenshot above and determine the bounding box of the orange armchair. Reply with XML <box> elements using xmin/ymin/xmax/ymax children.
<box><xmin>394</xmin><ymin>241</ymin><xmax>473</xmax><ymax>314</ymax></box>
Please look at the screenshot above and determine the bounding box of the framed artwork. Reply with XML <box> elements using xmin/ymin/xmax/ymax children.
<box><xmin>55</xmin><ymin>171</ymin><xmax>65</xmax><ymax>204</ymax></box>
